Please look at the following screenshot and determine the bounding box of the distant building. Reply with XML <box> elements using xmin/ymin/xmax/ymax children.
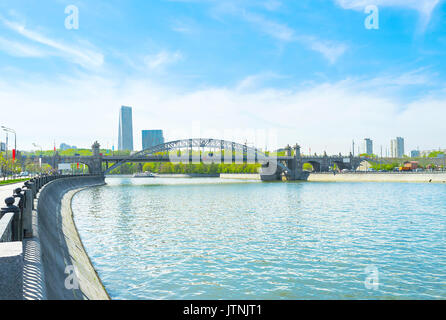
<box><xmin>410</xmin><ymin>150</ymin><xmax>420</xmax><ymax>158</ymax></box>
<box><xmin>142</xmin><ymin>130</ymin><xmax>164</xmax><ymax>150</ymax></box>
<box><xmin>391</xmin><ymin>137</ymin><xmax>405</xmax><ymax>158</ymax></box>
<box><xmin>60</xmin><ymin>143</ymin><xmax>77</xmax><ymax>151</ymax></box>
<box><xmin>118</xmin><ymin>106</ymin><xmax>134</xmax><ymax>151</ymax></box>
<box><xmin>363</xmin><ymin>138</ymin><xmax>373</xmax><ymax>155</ymax></box>
<box><xmin>421</xmin><ymin>149</ymin><xmax>446</xmax><ymax>157</ymax></box>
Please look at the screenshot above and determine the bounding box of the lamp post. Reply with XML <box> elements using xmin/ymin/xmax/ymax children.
<box><xmin>2</xmin><ymin>126</ymin><xmax>17</xmax><ymax>179</ymax></box>
<box><xmin>2</xmin><ymin>126</ymin><xmax>16</xmax><ymax>155</ymax></box>
<box><xmin>2</xmin><ymin>127</ymin><xmax>17</xmax><ymax>178</ymax></box>
<box><xmin>33</xmin><ymin>143</ymin><xmax>43</xmax><ymax>174</ymax></box>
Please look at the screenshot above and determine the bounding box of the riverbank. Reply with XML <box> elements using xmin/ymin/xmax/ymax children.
<box><xmin>105</xmin><ymin>173</ymin><xmax>219</xmax><ymax>178</ymax></box>
<box><xmin>307</xmin><ymin>172</ymin><xmax>446</xmax><ymax>183</ymax></box>
<box><xmin>37</xmin><ymin>176</ymin><xmax>109</xmax><ymax>299</ymax></box>
<box><xmin>219</xmin><ymin>172</ymin><xmax>446</xmax><ymax>183</ymax></box>
<box><xmin>220</xmin><ymin>173</ymin><xmax>261</xmax><ymax>180</ymax></box>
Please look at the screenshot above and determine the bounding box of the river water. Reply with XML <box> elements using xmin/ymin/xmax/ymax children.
<box><xmin>71</xmin><ymin>178</ymin><xmax>446</xmax><ymax>299</ymax></box>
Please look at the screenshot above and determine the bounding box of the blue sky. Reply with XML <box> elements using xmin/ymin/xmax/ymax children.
<box><xmin>0</xmin><ymin>0</ymin><xmax>445</xmax><ymax>154</ymax></box>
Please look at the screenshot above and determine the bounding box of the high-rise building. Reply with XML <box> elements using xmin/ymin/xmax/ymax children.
<box><xmin>60</xmin><ymin>143</ymin><xmax>77</xmax><ymax>151</ymax></box>
<box><xmin>142</xmin><ymin>130</ymin><xmax>164</xmax><ymax>150</ymax></box>
<box><xmin>118</xmin><ymin>106</ymin><xmax>134</xmax><ymax>151</ymax></box>
<box><xmin>390</xmin><ymin>137</ymin><xmax>404</xmax><ymax>158</ymax></box>
<box><xmin>363</xmin><ymin>138</ymin><xmax>373</xmax><ymax>155</ymax></box>
<box><xmin>411</xmin><ymin>150</ymin><xmax>421</xmax><ymax>158</ymax></box>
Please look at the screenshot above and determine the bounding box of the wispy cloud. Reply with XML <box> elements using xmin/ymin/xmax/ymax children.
<box><xmin>168</xmin><ymin>0</ymin><xmax>348</xmax><ymax>63</ymax></box>
<box><xmin>171</xmin><ymin>19</ymin><xmax>196</xmax><ymax>34</ymax></box>
<box><xmin>242</xmin><ymin>11</ymin><xmax>295</xmax><ymax>42</ymax></box>
<box><xmin>144</xmin><ymin>50</ymin><xmax>183</xmax><ymax>70</ymax></box>
<box><xmin>263</xmin><ymin>0</ymin><xmax>282</xmax><ymax>11</ymax></box>
<box><xmin>0</xmin><ymin>16</ymin><xmax>104</xmax><ymax>69</ymax></box>
<box><xmin>0</xmin><ymin>36</ymin><xmax>46</xmax><ymax>57</ymax></box>
<box><xmin>300</xmin><ymin>37</ymin><xmax>348</xmax><ymax>64</ymax></box>
<box><xmin>236</xmin><ymin>72</ymin><xmax>289</xmax><ymax>91</ymax></box>
<box><xmin>241</xmin><ymin>11</ymin><xmax>348</xmax><ymax>63</ymax></box>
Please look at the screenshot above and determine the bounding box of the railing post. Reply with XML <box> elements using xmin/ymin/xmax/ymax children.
<box><xmin>22</xmin><ymin>188</ymin><xmax>33</xmax><ymax>238</ymax></box>
<box><xmin>0</xmin><ymin>197</ymin><xmax>21</xmax><ymax>241</ymax></box>
<box><xmin>24</xmin><ymin>180</ymin><xmax>36</xmax><ymax>207</ymax></box>
<box><xmin>13</xmin><ymin>188</ymin><xmax>25</xmax><ymax>241</ymax></box>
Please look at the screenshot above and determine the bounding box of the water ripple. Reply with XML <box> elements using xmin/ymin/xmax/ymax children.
<box><xmin>72</xmin><ymin>178</ymin><xmax>446</xmax><ymax>300</ymax></box>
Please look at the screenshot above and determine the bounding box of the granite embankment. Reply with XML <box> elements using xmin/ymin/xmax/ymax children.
<box><xmin>37</xmin><ymin>176</ymin><xmax>109</xmax><ymax>300</ymax></box>
<box><xmin>219</xmin><ymin>172</ymin><xmax>446</xmax><ymax>183</ymax></box>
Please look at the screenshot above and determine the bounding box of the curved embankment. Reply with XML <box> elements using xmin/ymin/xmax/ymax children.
<box><xmin>37</xmin><ymin>176</ymin><xmax>110</xmax><ymax>300</ymax></box>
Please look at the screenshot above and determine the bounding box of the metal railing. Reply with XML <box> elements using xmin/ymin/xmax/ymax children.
<box><xmin>0</xmin><ymin>173</ymin><xmax>98</xmax><ymax>242</ymax></box>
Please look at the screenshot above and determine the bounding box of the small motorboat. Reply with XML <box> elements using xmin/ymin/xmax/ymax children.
<box><xmin>133</xmin><ymin>171</ymin><xmax>157</xmax><ymax>178</ymax></box>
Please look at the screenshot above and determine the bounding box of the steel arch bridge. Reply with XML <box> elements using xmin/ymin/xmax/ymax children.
<box><xmin>104</xmin><ymin>138</ymin><xmax>288</xmax><ymax>175</ymax></box>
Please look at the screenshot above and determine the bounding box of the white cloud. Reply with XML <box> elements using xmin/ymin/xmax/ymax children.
<box><xmin>2</xmin><ymin>70</ymin><xmax>446</xmax><ymax>154</ymax></box>
<box><xmin>144</xmin><ymin>50</ymin><xmax>183</xmax><ymax>70</ymax></box>
<box><xmin>0</xmin><ymin>17</ymin><xmax>104</xmax><ymax>68</ymax></box>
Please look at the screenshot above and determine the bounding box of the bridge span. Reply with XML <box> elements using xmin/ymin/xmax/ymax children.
<box><xmin>34</xmin><ymin>140</ymin><xmax>366</xmax><ymax>181</ymax></box>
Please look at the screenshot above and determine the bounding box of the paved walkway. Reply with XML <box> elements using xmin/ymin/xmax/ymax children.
<box><xmin>0</xmin><ymin>182</ymin><xmax>25</xmax><ymax>208</ymax></box>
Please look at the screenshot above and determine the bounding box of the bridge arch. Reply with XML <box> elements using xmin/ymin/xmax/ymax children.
<box><xmin>104</xmin><ymin>138</ymin><xmax>289</xmax><ymax>175</ymax></box>
<box><xmin>302</xmin><ymin>160</ymin><xmax>321</xmax><ymax>172</ymax></box>
<box><xmin>37</xmin><ymin>155</ymin><xmax>95</xmax><ymax>173</ymax></box>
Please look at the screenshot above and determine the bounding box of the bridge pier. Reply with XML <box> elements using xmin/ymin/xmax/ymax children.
<box><xmin>284</xmin><ymin>144</ymin><xmax>309</xmax><ymax>181</ymax></box>
<box><xmin>261</xmin><ymin>144</ymin><xmax>309</xmax><ymax>181</ymax></box>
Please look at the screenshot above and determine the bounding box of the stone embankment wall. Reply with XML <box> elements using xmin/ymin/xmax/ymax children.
<box><xmin>220</xmin><ymin>174</ymin><xmax>261</xmax><ymax>180</ymax></box>
<box><xmin>37</xmin><ymin>176</ymin><xmax>109</xmax><ymax>300</ymax></box>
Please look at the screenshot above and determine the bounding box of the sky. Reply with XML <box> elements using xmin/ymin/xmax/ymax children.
<box><xmin>0</xmin><ymin>0</ymin><xmax>445</xmax><ymax>155</ymax></box>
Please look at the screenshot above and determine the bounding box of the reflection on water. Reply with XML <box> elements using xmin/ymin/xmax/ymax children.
<box><xmin>72</xmin><ymin>178</ymin><xmax>446</xmax><ymax>299</ymax></box>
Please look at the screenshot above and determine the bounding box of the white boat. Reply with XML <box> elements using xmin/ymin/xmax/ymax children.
<box><xmin>133</xmin><ymin>171</ymin><xmax>157</xmax><ymax>178</ymax></box>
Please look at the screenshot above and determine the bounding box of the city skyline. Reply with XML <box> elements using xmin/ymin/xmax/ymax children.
<box><xmin>1</xmin><ymin>1</ymin><xmax>446</xmax><ymax>153</ymax></box>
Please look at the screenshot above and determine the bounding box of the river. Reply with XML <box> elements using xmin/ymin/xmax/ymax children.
<box><xmin>71</xmin><ymin>178</ymin><xmax>446</xmax><ymax>299</ymax></box>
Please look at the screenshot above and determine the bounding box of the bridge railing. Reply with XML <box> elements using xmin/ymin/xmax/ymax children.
<box><xmin>0</xmin><ymin>173</ymin><xmax>98</xmax><ymax>242</ymax></box>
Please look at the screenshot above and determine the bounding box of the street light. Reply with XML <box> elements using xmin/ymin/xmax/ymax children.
<box><xmin>1</xmin><ymin>126</ymin><xmax>16</xmax><ymax>155</ymax></box>
<box><xmin>33</xmin><ymin>143</ymin><xmax>43</xmax><ymax>173</ymax></box>
<box><xmin>2</xmin><ymin>126</ymin><xmax>16</xmax><ymax>178</ymax></box>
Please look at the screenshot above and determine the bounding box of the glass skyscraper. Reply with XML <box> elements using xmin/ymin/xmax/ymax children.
<box><xmin>363</xmin><ymin>138</ymin><xmax>373</xmax><ymax>155</ymax></box>
<box><xmin>391</xmin><ymin>137</ymin><xmax>405</xmax><ymax>158</ymax></box>
<box><xmin>118</xmin><ymin>106</ymin><xmax>134</xmax><ymax>151</ymax></box>
<box><xmin>142</xmin><ymin>130</ymin><xmax>164</xmax><ymax>150</ymax></box>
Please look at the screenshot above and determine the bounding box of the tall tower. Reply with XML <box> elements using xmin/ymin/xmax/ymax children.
<box><xmin>142</xmin><ymin>130</ymin><xmax>164</xmax><ymax>150</ymax></box>
<box><xmin>118</xmin><ymin>106</ymin><xmax>134</xmax><ymax>151</ymax></box>
<box><xmin>363</xmin><ymin>138</ymin><xmax>373</xmax><ymax>155</ymax></box>
<box><xmin>390</xmin><ymin>137</ymin><xmax>404</xmax><ymax>158</ymax></box>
